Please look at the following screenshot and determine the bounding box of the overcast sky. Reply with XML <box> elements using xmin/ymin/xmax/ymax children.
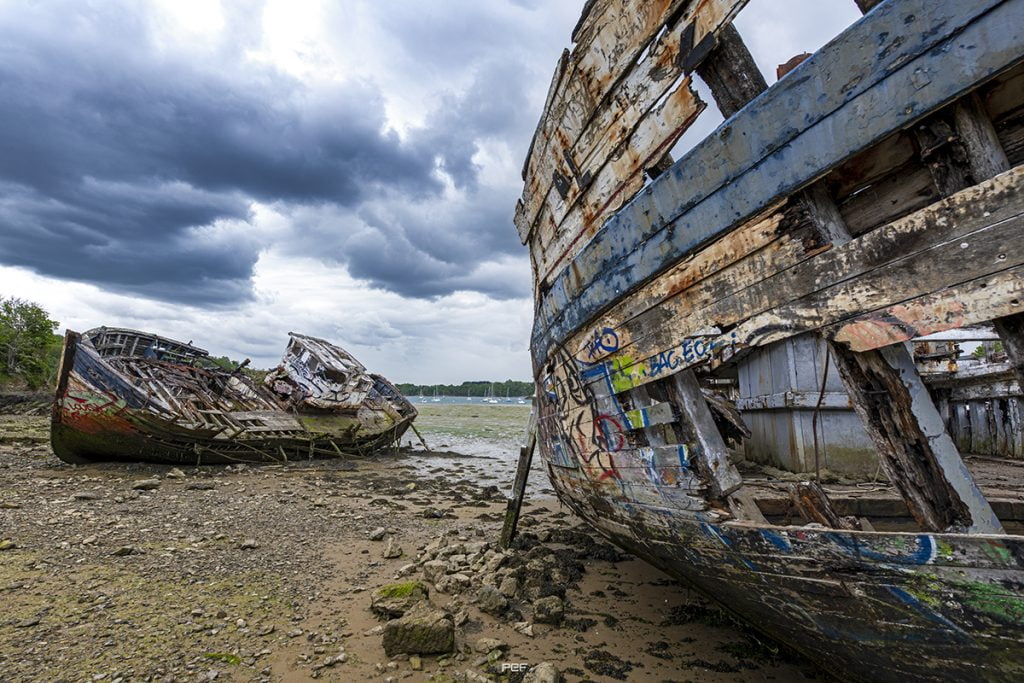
<box><xmin>0</xmin><ymin>0</ymin><xmax>859</xmax><ymax>383</ymax></box>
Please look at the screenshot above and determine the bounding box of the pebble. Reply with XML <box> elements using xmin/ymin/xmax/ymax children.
<box><xmin>369</xmin><ymin>527</ymin><xmax>387</xmax><ymax>541</ymax></box>
<box><xmin>73</xmin><ymin>491</ymin><xmax>101</xmax><ymax>500</ymax></box>
<box><xmin>474</xmin><ymin>637</ymin><xmax>507</xmax><ymax>653</ymax></box>
<box><xmin>382</xmin><ymin>537</ymin><xmax>403</xmax><ymax>559</ymax></box>
<box><xmin>131</xmin><ymin>479</ymin><xmax>160</xmax><ymax>491</ymax></box>
<box><xmin>239</xmin><ymin>539</ymin><xmax>259</xmax><ymax>550</ymax></box>
<box><xmin>513</xmin><ymin>621</ymin><xmax>534</xmax><ymax>637</ymax></box>
<box><xmin>522</xmin><ymin>662</ymin><xmax>560</xmax><ymax>683</ymax></box>
<box><xmin>166</xmin><ymin>468</ymin><xmax>186</xmax><ymax>479</ymax></box>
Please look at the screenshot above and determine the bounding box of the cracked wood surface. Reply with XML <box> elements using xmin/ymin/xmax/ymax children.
<box><xmin>564</xmin><ymin>167</ymin><xmax>1024</xmax><ymax>396</ymax></box>
<box><xmin>516</xmin><ymin>0</ymin><xmax>746</xmax><ymax>281</ymax></box>
<box><xmin>530</xmin><ymin>0</ymin><xmax>1023</xmax><ymax>364</ymax></box>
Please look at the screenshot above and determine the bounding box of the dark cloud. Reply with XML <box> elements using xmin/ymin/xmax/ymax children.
<box><xmin>0</xmin><ymin>0</ymin><xmax>568</xmax><ymax>305</ymax></box>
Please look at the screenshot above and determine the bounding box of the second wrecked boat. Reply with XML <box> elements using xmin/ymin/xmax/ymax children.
<box><xmin>51</xmin><ymin>327</ymin><xmax>417</xmax><ymax>465</ymax></box>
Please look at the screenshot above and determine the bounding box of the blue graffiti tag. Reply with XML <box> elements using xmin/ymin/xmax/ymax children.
<box><xmin>826</xmin><ymin>533</ymin><xmax>936</xmax><ymax>565</ymax></box>
<box><xmin>584</xmin><ymin>327</ymin><xmax>619</xmax><ymax>360</ymax></box>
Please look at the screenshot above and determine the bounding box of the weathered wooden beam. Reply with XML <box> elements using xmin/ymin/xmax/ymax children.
<box><xmin>500</xmin><ymin>405</ymin><xmax>539</xmax><ymax>549</ymax></box>
<box><xmin>830</xmin><ymin>343</ymin><xmax>1003</xmax><ymax>534</ymax></box>
<box><xmin>694</xmin><ymin>22</ymin><xmax>767</xmax><ymax>119</ymax></box>
<box><xmin>634</xmin><ymin>375</ymin><xmax>761</xmax><ymax>521</ymax></box>
<box><xmin>667</xmin><ymin>371</ymin><xmax>743</xmax><ymax>498</ymax></box>
<box><xmin>531</xmin><ymin>0</ymin><xmax>1021</xmax><ymax>362</ymax></box>
<box><xmin>913</xmin><ymin>113</ymin><xmax>974</xmax><ymax>198</ymax></box>
<box><xmin>789</xmin><ymin>481</ymin><xmax>856</xmax><ymax>529</ymax></box>
<box><xmin>994</xmin><ymin>314</ymin><xmax>1024</xmax><ymax>384</ymax></box>
<box><xmin>953</xmin><ymin>92</ymin><xmax>1012</xmax><ymax>181</ymax></box>
<box><xmin>854</xmin><ymin>0</ymin><xmax>884</xmax><ymax>12</ymax></box>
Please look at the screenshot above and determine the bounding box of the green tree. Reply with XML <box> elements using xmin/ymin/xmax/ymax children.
<box><xmin>0</xmin><ymin>296</ymin><xmax>60</xmax><ymax>388</ymax></box>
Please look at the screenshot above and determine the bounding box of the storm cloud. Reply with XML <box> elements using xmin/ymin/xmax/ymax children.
<box><xmin>0</xmin><ymin>0</ymin><xmax>552</xmax><ymax>304</ymax></box>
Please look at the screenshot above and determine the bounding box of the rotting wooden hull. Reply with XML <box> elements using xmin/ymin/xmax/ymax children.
<box><xmin>520</xmin><ymin>0</ymin><xmax>1024</xmax><ymax>679</ymax></box>
<box><xmin>51</xmin><ymin>329</ymin><xmax>416</xmax><ymax>465</ymax></box>
<box><xmin>551</xmin><ymin>481</ymin><xmax>1024</xmax><ymax>682</ymax></box>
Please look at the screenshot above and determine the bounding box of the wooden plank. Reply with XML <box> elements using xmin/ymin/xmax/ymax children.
<box><xmin>667</xmin><ymin>371</ymin><xmax>743</xmax><ymax>498</ymax></box>
<box><xmin>912</xmin><ymin>112</ymin><xmax>974</xmax><ymax>197</ymax></box>
<box><xmin>829</xmin><ymin>132</ymin><xmax>917</xmax><ymax>201</ymax></box>
<box><xmin>522</xmin><ymin>0</ymin><xmax>694</xmax><ymax>228</ymax></box>
<box><xmin>500</xmin><ymin>405</ymin><xmax>538</xmax><ymax>549</ymax></box>
<box><xmin>572</xmin><ymin>167</ymin><xmax>1024</xmax><ymax>395</ymax></box>
<box><xmin>695</xmin><ymin>22</ymin><xmax>766</xmax><ymax>119</ymax></box>
<box><xmin>994</xmin><ymin>313</ymin><xmax>1024</xmax><ymax>384</ymax></box>
<box><xmin>519</xmin><ymin>0</ymin><xmax>747</xmax><ymax>245</ymax></box>
<box><xmin>628</xmin><ymin>384</ymin><xmax>710</xmax><ymax>511</ymax></box>
<box><xmin>536</xmin><ymin>398</ymin><xmax>676</xmax><ymax>434</ymax></box>
<box><xmin>954</xmin><ymin>91</ymin><xmax>1013</xmax><ymax>181</ymax></box>
<box><xmin>530</xmin><ymin>0</ymin><xmax>1022</xmax><ymax>365</ymax></box>
<box><xmin>829</xmin><ymin>266</ymin><xmax>1024</xmax><ymax>351</ymax></box>
<box><xmin>838</xmin><ymin>162</ymin><xmax>938</xmax><ymax>236</ymax></box>
<box><xmin>515</xmin><ymin>49</ymin><xmax>570</xmax><ymax>243</ymax></box>
<box><xmin>531</xmin><ymin>78</ymin><xmax>706</xmax><ymax>282</ymax></box>
<box><xmin>789</xmin><ymin>481</ymin><xmax>856</xmax><ymax>529</ymax></box>
<box><xmin>1012</xmin><ymin>399</ymin><xmax>1024</xmax><ymax>459</ymax></box>
<box><xmin>829</xmin><ymin>342</ymin><xmax>1004</xmax><ymax>534</ymax></box>
<box><xmin>567</xmin><ymin>205</ymin><xmax>790</xmax><ymax>364</ymax></box>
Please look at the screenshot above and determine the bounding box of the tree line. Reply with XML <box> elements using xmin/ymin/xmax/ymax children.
<box><xmin>395</xmin><ymin>380</ymin><xmax>533</xmax><ymax>398</ymax></box>
<box><xmin>0</xmin><ymin>296</ymin><xmax>62</xmax><ymax>390</ymax></box>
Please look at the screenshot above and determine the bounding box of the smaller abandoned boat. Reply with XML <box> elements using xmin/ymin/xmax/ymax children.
<box><xmin>51</xmin><ymin>327</ymin><xmax>417</xmax><ymax>465</ymax></box>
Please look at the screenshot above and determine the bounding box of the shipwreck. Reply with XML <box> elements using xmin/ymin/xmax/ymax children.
<box><xmin>516</xmin><ymin>0</ymin><xmax>1024</xmax><ymax>680</ymax></box>
<box><xmin>51</xmin><ymin>327</ymin><xmax>417</xmax><ymax>465</ymax></box>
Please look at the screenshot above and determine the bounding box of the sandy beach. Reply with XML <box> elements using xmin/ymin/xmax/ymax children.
<box><xmin>0</xmin><ymin>404</ymin><xmax>826</xmax><ymax>682</ymax></box>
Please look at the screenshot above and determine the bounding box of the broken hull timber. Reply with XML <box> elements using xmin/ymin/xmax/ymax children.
<box><xmin>51</xmin><ymin>329</ymin><xmax>416</xmax><ymax>465</ymax></box>
<box><xmin>519</xmin><ymin>0</ymin><xmax>1024</xmax><ymax>680</ymax></box>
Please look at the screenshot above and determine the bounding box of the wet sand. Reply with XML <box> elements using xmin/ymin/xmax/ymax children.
<box><xmin>0</xmin><ymin>407</ymin><xmax>827</xmax><ymax>682</ymax></box>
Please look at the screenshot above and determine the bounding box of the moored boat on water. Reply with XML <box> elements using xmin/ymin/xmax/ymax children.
<box><xmin>51</xmin><ymin>327</ymin><xmax>416</xmax><ymax>465</ymax></box>
<box><xmin>517</xmin><ymin>0</ymin><xmax>1024</xmax><ymax>680</ymax></box>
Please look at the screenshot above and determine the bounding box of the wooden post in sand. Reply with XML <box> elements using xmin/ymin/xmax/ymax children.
<box><xmin>500</xmin><ymin>404</ymin><xmax>538</xmax><ymax>549</ymax></box>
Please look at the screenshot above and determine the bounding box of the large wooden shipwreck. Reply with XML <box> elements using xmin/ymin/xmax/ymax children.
<box><xmin>517</xmin><ymin>0</ymin><xmax>1024</xmax><ymax>679</ymax></box>
<box><xmin>51</xmin><ymin>327</ymin><xmax>417</xmax><ymax>465</ymax></box>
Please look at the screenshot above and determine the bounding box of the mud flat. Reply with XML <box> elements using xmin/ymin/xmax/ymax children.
<box><xmin>0</xmin><ymin>407</ymin><xmax>826</xmax><ymax>681</ymax></box>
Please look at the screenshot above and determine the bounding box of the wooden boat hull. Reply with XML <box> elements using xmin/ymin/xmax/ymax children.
<box><xmin>518</xmin><ymin>0</ymin><xmax>1024</xmax><ymax>679</ymax></box>
<box><xmin>547</xmin><ymin>453</ymin><xmax>1024</xmax><ymax>681</ymax></box>
<box><xmin>51</xmin><ymin>331</ymin><xmax>415</xmax><ymax>465</ymax></box>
